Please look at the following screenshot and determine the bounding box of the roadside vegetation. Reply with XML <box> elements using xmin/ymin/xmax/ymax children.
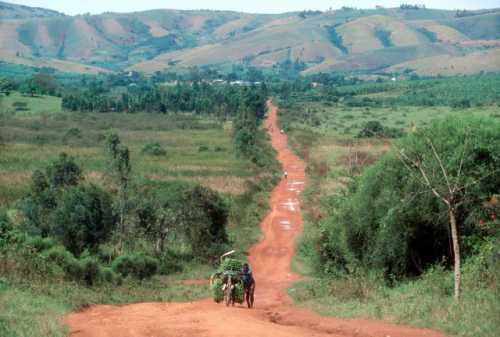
<box><xmin>277</xmin><ymin>73</ymin><xmax>500</xmax><ymax>337</ymax></box>
<box><xmin>0</xmin><ymin>73</ymin><xmax>278</xmax><ymax>336</ymax></box>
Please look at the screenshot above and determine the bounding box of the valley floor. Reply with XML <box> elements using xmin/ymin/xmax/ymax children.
<box><xmin>65</xmin><ymin>100</ymin><xmax>446</xmax><ymax>337</ymax></box>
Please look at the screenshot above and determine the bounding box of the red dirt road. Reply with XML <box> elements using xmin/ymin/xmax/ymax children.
<box><xmin>66</xmin><ymin>101</ymin><xmax>446</xmax><ymax>337</ymax></box>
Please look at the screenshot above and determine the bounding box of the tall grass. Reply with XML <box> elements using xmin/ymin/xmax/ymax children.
<box><xmin>289</xmin><ymin>262</ymin><xmax>499</xmax><ymax>337</ymax></box>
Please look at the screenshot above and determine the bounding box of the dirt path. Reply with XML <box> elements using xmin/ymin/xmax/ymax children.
<box><xmin>66</xmin><ymin>101</ymin><xmax>446</xmax><ymax>337</ymax></box>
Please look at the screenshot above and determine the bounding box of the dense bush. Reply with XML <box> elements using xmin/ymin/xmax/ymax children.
<box><xmin>374</xmin><ymin>28</ymin><xmax>394</xmax><ymax>47</ymax></box>
<box><xmin>0</xmin><ymin>211</ymin><xmax>12</xmax><ymax>236</ymax></box>
<box><xmin>142</xmin><ymin>142</ymin><xmax>166</xmax><ymax>156</ymax></box>
<box><xmin>21</xmin><ymin>154</ymin><xmax>116</xmax><ymax>256</ymax></box>
<box><xmin>357</xmin><ymin>120</ymin><xmax>404</xmax><ymax>138</ymax></box>
<box><xmin>52</xmin><ymin>185</ymin><xmax>115</xmax><ymax>256</ymax></box>
<box><xmin>26</xmin><ymin>236</ymin><xmax>57</xmax><ymax>252</ymax></box>
<box><xmin>42</xmin><ymin>246</ymin><xmax>82</xmax><ymax>279</ymax></box>
<box><xmin>316</xmin><ymin>116</ymin><xmax>500</xmax><ymax>279</ymax></box>
<box><xmin>326</xmin><ymin>25</ymin><xmax>348</xmax><ymax>54</ymax></box>
<box><xmin>45</xmin><ymin>153</ymin><xmax>82</xmax><ymax>188</ymax></box>
<box><xmin>112</xmin><ymin>253</ymin><xmax>159</xmax><ymax>279</ymax></box>
<box><xmin>138</xmin><ymin>182</ymin><xmax>230</xmax><ymax>260</ymax></box>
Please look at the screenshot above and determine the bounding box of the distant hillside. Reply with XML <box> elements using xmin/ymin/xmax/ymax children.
<box><xmin>0</xmin><ymin>1</ymin><xmax>64</xmax><ymax>19</ymax></box>
<box><xmin>0</xmin><ymin>2</ymin><xmax>499</xmax><ymax>76</ymax></box>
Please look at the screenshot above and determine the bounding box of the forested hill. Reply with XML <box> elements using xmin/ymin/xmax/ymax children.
<box><xmin>0</xmin><ymin>1</ymin><xmax>499</xmax><ymax>76</ymax></box>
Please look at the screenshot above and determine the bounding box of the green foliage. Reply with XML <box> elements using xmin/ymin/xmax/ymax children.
<box><xmin>142</xmin><ymin>142</ymin><xmax>166</xmax><ymax>156</ymax></box>
<box><xmin>316</xmin><ymin>116</ymin><xmax>500</xmax><ymax>278</ymax></box>
<box><xmin>417</xmin><ymin>27</ymin><xmax>438</xmax><ymax>42</ymax></box>
<box><xmin>357</xmin><ymin>120</ymin><xmax>404</xmax><ymax>138</ymax></box>
<box><xmin>220</xmin><ymin>258</ymin><xmax>243</xmax><ymax>273</ymax></box>
<box><xmin>42</xmin><ymin>246</ymin><xmax>83</xmax><ymax>280</ymax></box>
<box><xmin>338</xmin><ymin>73</ymin><xmax>500</xmax><ymax>107</ymax></box>
<box><xmin>20</xmin><ymin>154</ymin><xmax>115</xmax><ymax>255</ymax></box>
<box><xmin>290</xmin><ymin>248</ymin><xmax>500</xmax><ymax>337</ymax></box>
<box><xmin>326</xmin><ymin>25</ymin><xmax>348</xmax><ymax>54</ymax></box>
<box><xmin>52</xmin><ymin>185</ymin><xmax>115</xmax><ymax>256</ymax></box>
<box><xmin>26</xmin><ymin>236</ymin><xmax>57</xmax><ymax>252</ymax></box>
<box><xmin>136</xmin><ymin>181</ymin><xmax>229</xmax><ymax>260</ymax></box>
<box><xmin>234</xmin><ymin>282</ymin><xmax>244</xmax><ymax>304</ymax></box>
<box><xmin>0</xmin><ymin>210</ymin><xmax>13</xmax><ymax>237</ymax></box>
<box><xmin>63</xmin><ymin>128</ymin><xmax>81</xmax><ymax>142</ymax></box>
<box><xmin>182</xmin><ymin>186</ymin><xmax>229</xmax><ymax>258</ymax></box>
<box><xmin>45</xmin><ymin>153</ymin><xmax>82</xmax><ymax>188</ymax></box>
<box><xmin>112</xmin><ymin>253</ymin><xmax>159</xmax><ymax>279</ymax></box>
<box><xmin>374</xmin><ymin>28</ymin><xmax>394</xmax><ymax>48</ymax></box>
<box><xmin>211</xmin><ymin>278</ymin><xmax>224</xmax><ymax>303</ymax></box>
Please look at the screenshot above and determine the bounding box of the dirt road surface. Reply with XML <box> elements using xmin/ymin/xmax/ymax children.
<box><xmin>66</xmin><ymin>101</ymin><xmax>446</xmax><ymax>337</ymax></box>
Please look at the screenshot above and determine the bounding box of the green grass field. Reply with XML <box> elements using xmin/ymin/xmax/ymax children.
<box><xmin>0</xmin><ymin>92</ymin><xmax>62</xmax><ymax>115</ymax></box>
<box><xmin>0</xmin><ymin>109</ymin><xmax>252</xmax><ymax>206</ymax></box>
<box><xmin>285</xmin><ymin>101</ymin><xmax>499</xmax><ymax>137</ymax></box>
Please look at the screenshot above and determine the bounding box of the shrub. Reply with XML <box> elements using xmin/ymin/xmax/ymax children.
<box><xmin>64</xmin><ymin>128</ymin><xmax>81</xmax><ymax>139</ymax></box>
<box><xmin>317</xmin><ymin>117</ymin><xmax>500</xmax><ymax>279</ymax></box>
<box><xmin>101</xmin><ymin>267</ymin><xmax>122</xmax><ymax>285</ymax></box>
<box><xmin>12</xmin><ymin>101</ymin><xmax>29</xmax><ymax>111</ymax></box>
<box><xmin>25</xmin><ymin>236</ymin><xmax>57</xmax><ymax>252</ymax></box>
<box><xmin>0</xmin><ymin>211</ymin><xmax>12</xmax><ymax>240</ymax></box>
<box><xmin>142</xmin><ymin>142</ymin><xmax>166</xmax><ymax>156</ymax></box>
<box><xmin>42</xmin><ymin>245</ymin><xmax>82</xmax><ymax>280</ymax></box>
<box><xmin>80</xmin><ymin>257</ymin><xmax>103</xmax><ymax>286</ymax></box>
<box><xmin>357</xmin><ymin>120</ymin><xmax>384</xmax><ymax>137</ymax></box>
<box><xmin>52</xmin><ymin>185</ymin><xmax>115</xmax><ymax>256</ymax></box>
<box><xmin>375</xmin><ymin>28</ymin><xmax>393</xmax><ymax>47</ymax></box>
<box><xmin>181</xmin><ymin>185</ymin><xmax>229</xmax><ymax>259</ymax></box>
<box><xmin>45</xmin><ymin>153</ymin><xmax>82</xmax><ymax>188</ymax></box>
<box><xmin>112</xmin><ymin>253</ymin><xmax>159</xmax><ymax>279</ymax></box>
<box><xmin>198</xmin><ymin>145</ymin><xmax>209</xmax><ymax>152</ymax></box>
<box><xmin>357</xmin><ymin>121</ymin><xmax>404</xmax><ymax>138</ymax></box>
<box><xmin>211</xmin><ymin>278</ymin><xmax>224</xmax><ymax>303</ymax></box>
<box><xmin>139</xmin><ymin>182</ymin><xmax>230</xmax><ymax>260</ymax></box>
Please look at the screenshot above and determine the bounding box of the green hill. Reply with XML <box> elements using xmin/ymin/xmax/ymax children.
<box><xmin>0</xmin><ymin>2</ymin><xmax>499</xmax><ymax>76</ymax></box>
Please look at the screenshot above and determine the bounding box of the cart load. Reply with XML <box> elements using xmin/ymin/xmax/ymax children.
<box><xmin>210</xmin><ymin>257</ymin><xmax>244</xmax><ymax>304</ymax></box>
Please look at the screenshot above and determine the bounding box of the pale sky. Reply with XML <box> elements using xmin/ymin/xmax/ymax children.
<box><xmin>7</xmin><ymin>0</ymin><xmax>500</xmax><ymax>15</ymax></box>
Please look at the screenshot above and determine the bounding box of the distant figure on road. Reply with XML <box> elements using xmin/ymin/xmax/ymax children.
<box><xmin>284</xmin><ymin>171</ymin><xmax>288</xmax><ymax>179</ymax></box>
<box><xmin>280</xmin><ymin>129</ymin><xmax>284</xmax><ymax>134</ymax></box>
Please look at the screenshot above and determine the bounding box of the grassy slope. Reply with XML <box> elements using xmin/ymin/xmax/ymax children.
<box><xmin>130</xmin><ymin>9</ymin><xmax>500</xmax><ymax>75</ymax></box>
<box><xmin>0</xmin><ymin>91</ymin><xmax>62</xmax><ymax>115</ymax></box>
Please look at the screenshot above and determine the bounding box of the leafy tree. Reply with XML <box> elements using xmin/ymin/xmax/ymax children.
<box><xmin>21</xmin><ymin>153</ymin><xmax>81</xmax><ymax>236</ymax></box>
<box><xmin>316</xmin><ymin>117</ymin><xmax>500</xmax><ymax>301</ymax></box>
<box><xmin>137</xmin><ymin>183</ymin><xmax>229</xmax><ymax>259</ymax></box>
<box><xmin>32</xmin><ymin>73</ymin><xmax>58</xmax><ymax>95</ymax></box>
<box><xmin>395</xmin><ymin>118</ymin><xmax>500</xmax><ymax>300</ymax></box>
<box><xmin>46</xmin><ymin>153</ymin><xmax>82</xmax><ymax>188</ymax></box>
<box><xmin>105</xmin><ymin>134</ymin><xmax>132</xmax><ymax>249</ymax></box>
<box><xmin>53</xmin><ymin>185</ymin><xmax>115</xmax><ymax>256</ymax></box>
